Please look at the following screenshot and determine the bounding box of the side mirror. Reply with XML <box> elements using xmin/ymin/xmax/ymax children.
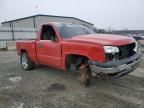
<box><xmin>51</xmin><ymin>36</ymin><xmax>58</xmax><ymax>42</ymax></box>
<box><xmin>54</xmin><ymin>38</ymin><xmax>58</xmax><ymax>42</ymax></box>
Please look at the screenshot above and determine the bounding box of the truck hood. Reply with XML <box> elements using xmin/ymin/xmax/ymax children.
<box><xmin>64</xmin><ymin>34</ymin><xmax>135</xmax><ymax>46</ymax></box>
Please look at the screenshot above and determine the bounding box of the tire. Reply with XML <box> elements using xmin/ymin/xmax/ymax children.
<box><xmin>20</xmin><ymin>52</ymin><xmax>35</xmax><ymax>70</ymax></box>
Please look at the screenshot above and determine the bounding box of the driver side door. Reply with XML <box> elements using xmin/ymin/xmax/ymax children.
<box><xmin>36</xmin><ymin>25</ymin><xmax>62</xmax><ymax>68</ymax></box>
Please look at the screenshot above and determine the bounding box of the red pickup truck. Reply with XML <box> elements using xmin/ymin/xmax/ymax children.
<box><xmin>16</xmin><ymin>22</ymin><xmax>141</xmax><ymax>79</ymax></box>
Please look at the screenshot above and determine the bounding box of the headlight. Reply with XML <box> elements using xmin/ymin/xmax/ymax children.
<box><xmin>104</xmin><ymin>46</ymin><xmax>119</xmax><ymax>54</ymax></box>
<box><xmin>133</xmin><ymin>40</ymin><xmax>138</xmax><ymax>52</ymax></box>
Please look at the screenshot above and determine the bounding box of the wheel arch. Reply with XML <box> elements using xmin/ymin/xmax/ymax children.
<box><xmin>20</xmin><ymin>49</ymin><xmax>27</xmax><ymax>54</ymax></box>
<box><xmin>65</xmin><ymin>53</ymin><xmax>89</xmax><ymax>70</ymax></box>
<box><xmin>20</xmin><ymin>49</ymin><xmax>35</xmax><ymax>70</ymax></box>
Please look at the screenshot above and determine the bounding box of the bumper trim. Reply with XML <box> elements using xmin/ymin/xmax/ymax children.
<box><xmin>89</xmin><ymin>53</ymin><xmax>142</xmax><ymax>75</ymax></box>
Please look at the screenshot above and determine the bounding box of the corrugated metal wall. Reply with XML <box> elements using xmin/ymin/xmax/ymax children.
<box><xmin>0</xmin><ymin>27</ymin><xmax>36</xmax><ymax>40</ymax></box>
<box><xmin>0</xmin><ymin>27</ymin><xmax>36</xmax><ymax>49</ymax></box>
<box><xmin>2</xmin><ymin>16</ymin><xmax>94</xmax><ymax>29</ymax></box>
<box><xmin>13</xmin><ymin>17</ymin><xmax>34</xmax><ymax>28</ymax></box>
<box><xmin>0</xmin><ymin>27</ymin><xmax>13</xmax><ymax>40</ymax></box>
<box><xmin>36</xmin><ymin>16</ymin><xmax>93</xmax><ymax>28</ymax></box>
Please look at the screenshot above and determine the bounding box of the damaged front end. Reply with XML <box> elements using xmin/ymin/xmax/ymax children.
<box><xmin>89</xmin><ymin>42</ymin><xmax>142</xmax><ymax>79</ymax></box>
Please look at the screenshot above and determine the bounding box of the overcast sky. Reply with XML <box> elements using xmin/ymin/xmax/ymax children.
<box><xmin>0</xmin><ymin>0</ymin><xmax>144</xmax><ymax>30</ymax></box>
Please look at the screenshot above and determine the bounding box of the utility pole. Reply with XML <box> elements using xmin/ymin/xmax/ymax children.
<box><xmin>35</xmin><ymin>5</ymin><xmax>38</xmax><ymax>15</ymax></box>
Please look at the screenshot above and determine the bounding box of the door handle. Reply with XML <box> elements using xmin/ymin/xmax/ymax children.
<box><xmin>37</xmin><ymin>43</ymin><xmax>43</xmax><ymax>48</ymax></box>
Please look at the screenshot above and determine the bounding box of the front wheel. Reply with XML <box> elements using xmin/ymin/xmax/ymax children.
<box><xmin>20</xmin><ymin>52</ymin><xmax>35</xmax><ymax>70</ymax></box>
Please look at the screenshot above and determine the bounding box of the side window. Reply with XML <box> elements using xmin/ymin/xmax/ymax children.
<box><xmin>41</xmin><ymin>25</ymin><xmax>57</xmax><ymax>41</ymax></box>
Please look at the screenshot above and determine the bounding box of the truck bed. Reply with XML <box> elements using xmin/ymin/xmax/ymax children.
<box><xmin>16</xmin><ymin>40</ymin><xmax>37</xmax><ymax>62</ymax></box>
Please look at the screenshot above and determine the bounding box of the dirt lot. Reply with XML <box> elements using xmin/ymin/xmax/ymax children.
<box><xmin>0</xmin><ymin>51</ymin><xmax>144</xmax><ymax>108</ymax></box>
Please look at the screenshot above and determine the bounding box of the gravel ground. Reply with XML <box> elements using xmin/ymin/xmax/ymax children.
<box><xmin>0</xmin><ymin>51</ymin><xmax>144</xmax><ymax>108</ymax></box>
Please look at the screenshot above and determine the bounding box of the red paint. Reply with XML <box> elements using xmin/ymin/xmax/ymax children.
<box><xmin>16</xmin><ymin>22</ymin><xmax>135</xmax><ymax>70</ymax></box>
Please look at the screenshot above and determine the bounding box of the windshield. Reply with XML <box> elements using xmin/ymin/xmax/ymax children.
<box><xmin>55</xmin><ymin>23</ymin><xmax>96</xmax><ymax>39</ymax></box>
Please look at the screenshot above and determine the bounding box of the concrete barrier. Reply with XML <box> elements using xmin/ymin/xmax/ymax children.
<box><xmin>7</xmin><ymin>41</ymin><xmax>16</xmax><ymax>50</ymax></box>
<box><xmin>0</xmin><ymin>41</ymin><xmax>17</xmax><ymax>51</ymax></box>
<box><xmin>0</xmin><ymin>41</ymin><xmax>7</xmax><ymax>50</ymax></box>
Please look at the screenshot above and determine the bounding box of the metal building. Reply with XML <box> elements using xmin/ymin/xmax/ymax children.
<box><xmin>1</xmin><ymin>14</ymin><xmax>94</xmax><ymax>29</ymax></box>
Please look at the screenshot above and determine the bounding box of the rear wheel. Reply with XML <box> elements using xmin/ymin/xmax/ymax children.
<box><xmin>20</xmin><ymin>52</ymin><xmax>35</xmax><ymax>70</ymax></box>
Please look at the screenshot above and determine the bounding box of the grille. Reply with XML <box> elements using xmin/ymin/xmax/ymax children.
<box><xmin>106</xmin><ymin>43</ymin><xmax>136</xmax><ymax>61</ymax></box>
<box><xmin>118</xmin><ymin>43</ymin><xmax>135</xmax><ymax>59</ymax></box>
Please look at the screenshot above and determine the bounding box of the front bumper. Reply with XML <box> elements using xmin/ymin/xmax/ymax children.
<box><xmin>89</xmin><ymin>53</ymin><xmax>142</xmax><ymax>78</ymax></box>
